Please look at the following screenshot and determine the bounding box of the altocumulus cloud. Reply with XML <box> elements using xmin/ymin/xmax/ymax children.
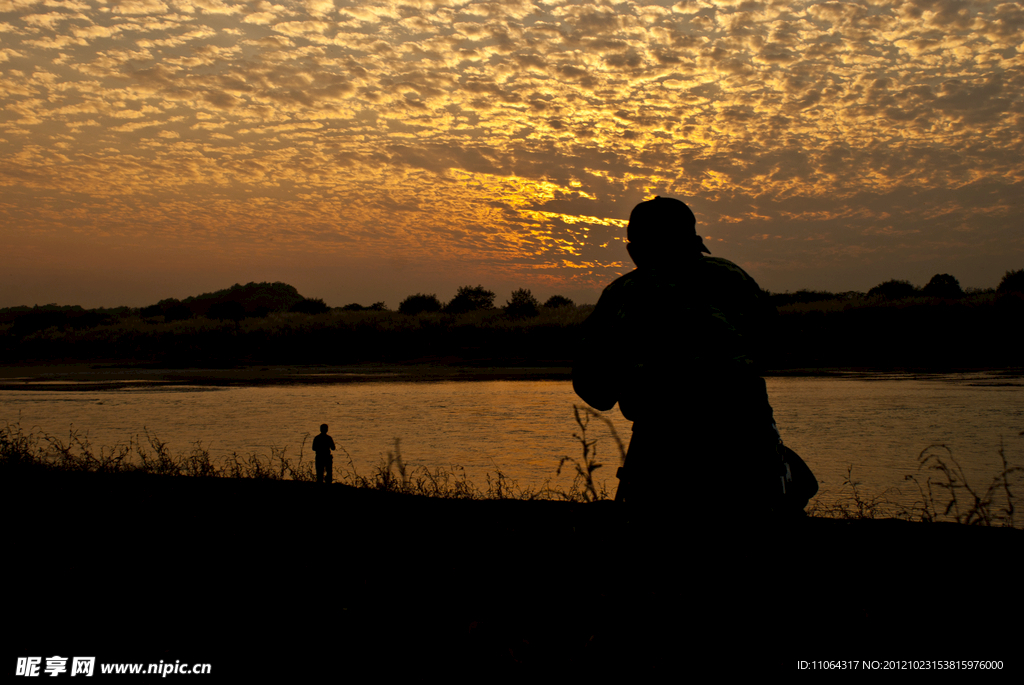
<box><xmin>1</xmin><ymin>0</ymin><xmax>1022</xmax><ymax>304</ymax></box>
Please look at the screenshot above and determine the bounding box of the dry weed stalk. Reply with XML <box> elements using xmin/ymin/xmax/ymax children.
<box><xmin>550</xmin><ymin>405</ymin><xmax>625</xmax><ymax>503</ymax></box>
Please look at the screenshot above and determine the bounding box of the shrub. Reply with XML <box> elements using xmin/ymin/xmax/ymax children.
<box><xmin>140</xmin><ymin>300</ymin><xmax>171</xmax><ymax>319</ymax></box>
<box><xmin>995</xmin><ymin>268</ymin><xmax>1024</xmax><ymax>317</ymax></box>
<box><xmin>543</xmin><ymin>295</ymin><xmax>575</xmax><ymax>309</ymax></box>
<box><xmin>997</xmin><ymin>269</ymin><xmax>1024</xmax><ymax>295</ymax></box>
<box><xmin>399</xmin><ymin>293</ymin><xmax>442</xmax><ymax>316</ymax></box>
<box><xmin>867</xmin><ymin>279</ymin><xmax>918</xmax><ymax>300</ymax></box>
<box><xmin>7</xmin><ymin>306</ymin><xmax>114</xmax><ymax>337</ymax></box>
<box><xmin>921</xmin><ymin>274</ymin><xmax>963</xmax><ymax>299</ymax></box>
<box><xmin>184</xmin><ymin>281</ymin><xmax>303</xmax><ymax>317</ymax></box>
<box><xmin>445</xmin><ymin>285</ymin><xmax>495</xmax><ymax>314</ymax></box>
<box><xmin>341</xmin><ymin>301</ymin><xmax>388</xmax><ymax>312</ymax></box>
<box><xmin>290</xmin><ymin>298</ymin><xmax>330</xmax><ymax>315</ymax></box>
<box><xmin>505</xmin><ymin>289</ymin><xmax>540</xmax><ymax>319</ymax></box>
<box><xmin>768</xmin><ymin>289</ymin><xmax>842</xmax><ymax>307</ymax></box>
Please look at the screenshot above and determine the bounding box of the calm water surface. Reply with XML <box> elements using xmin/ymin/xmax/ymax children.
<box><xmin>3</xmin><ymin>373</ymin><xmax>1022</xmax><ymax>516</ymax></box>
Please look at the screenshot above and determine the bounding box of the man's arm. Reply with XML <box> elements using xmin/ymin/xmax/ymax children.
<box><xmin>572</xmin><ymin>281</ymin><xmax>629</xmax><ymax>412</ymax></box>
<box><xmin>573</xmin><ymin>357</ymin><xmax>619</xmax><ymax>411</ymax></box>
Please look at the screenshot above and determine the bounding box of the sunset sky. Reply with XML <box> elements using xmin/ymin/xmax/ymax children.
<box><xmin>2</xmin><ymin>0</ymin><xmax>1022</xmax><ymax>309</ymax></box>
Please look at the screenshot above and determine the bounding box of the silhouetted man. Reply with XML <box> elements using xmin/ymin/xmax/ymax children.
<box><xmin>312</xmin><ymin>424</ymin><xmax>336</xmax><ymax>484</ymax></box>
<box><xmin>573</xmin><ymin>196</ymin><xmax>778</xmax><ymax>518</ymax></box>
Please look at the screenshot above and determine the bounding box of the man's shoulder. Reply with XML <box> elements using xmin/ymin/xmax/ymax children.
<box><xmin>700</xmin><ymin>256</ymin><xmax>755</xmax><ymax>280</ymax></box>
<box><xmin>602</xmin><ymin>268</ymin><xmax>642</xmax><ymax>291</ymax></box>
<box><xmin>592</xmin><ymin>269</ymin><xmax>645</xmax><ymax>305</ymax></box>
<box><xmin>698</xmin><ymin>256</ymin><xmax>764</xmax><ymax>291</ymax></box>
<box><xmin>595</xmin><ymin>258</ymin><xmax>763</xmax><ymax>304</ymax></box>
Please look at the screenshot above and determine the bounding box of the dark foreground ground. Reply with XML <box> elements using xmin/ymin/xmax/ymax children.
<box><xmin>7</xmin><ymin>470</ymin><xmax>1022</xmax><ymax>679</ymax></box>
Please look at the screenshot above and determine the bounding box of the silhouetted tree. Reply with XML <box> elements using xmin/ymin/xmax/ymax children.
<box><xmin>867</xmin><ymin>279</ymin><xmax>918</xmax><ymax>300</ymax></box>
<box><xmin>997</xmin><ymin>269</ymin><xmax>1024</xmax><ymax>294</ymax></box>
<box><xmin>163</xmin><ymin>303</ymin><xmax>193</xmax><ymax>322</ymax></box>
<box><xmin>996</xmin><ymin>268</ymin><xmax>1024</xmax><ymax>315</ymax></box>
<box><xmin>141</xmin><ymin>299</ymin><xmax>192</xmax><ymax>322</ymax></box>
<box><xmin>922</xmin><ymin>274</ymin><xmax>963</xmax><ymax>299</ymax></box>
<box><xmin>340</xmin><ymin>301</ymin><xmax>388</xmax><ymax>312</ymax></box>
<box><xmin>445</xmin><ymin>285</ymin><xmax>495</xmax><ymax>314</ymax></box>
<box><xmin>399</xmin><ymin>294</ymin><xmax>442</xmax><ymax>315</ymax></box>
<box><xmin>140</xmin><ymin>304</ymin><xmax>163</xmax><ymax>318</ymax></box>
<box><xmin>207</xmin><ymin>301</ymin><xmax>246</xmax><ymax>322</ymax></box>
<box><xmin>543</xmin><ymin>295</ymin><xmax>575</xmax><ymax>308</ymax></box>
<box><xmin>184</xmin><ymin>282</ymin><xmax>303</xmax><ymax>316</ymax></box>
<box><xmin>505</xmin><ymin>289</ymin><xmax>540</xmax><ymax>319</ymax></box>
<box><xmin>768</xmin><ymin>289</ymin><xmax>840</xmax><ymax>307</ymax></box>
<box><xmin>9</xmin><ymin>306</ymin><xmax>84</xmax><ymax>337</ymax></box>
<box><xmin>290</xmin><ymin>298</ymin><xmax>330</xmax><ymax>315</ymax></box>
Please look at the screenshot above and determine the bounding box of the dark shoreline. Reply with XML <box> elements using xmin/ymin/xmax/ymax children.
<box><xmin>2</xmin><ymin>361</ymin><xmax>1023</xmax><ymax>392</ymax></box>
<box><xmin>7</xmin><ymin>468</ymin><xmax>1022</xmax><ymax>676</ymax></box>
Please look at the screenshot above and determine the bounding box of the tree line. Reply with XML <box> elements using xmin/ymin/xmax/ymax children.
<box><xmin>397</xmin><ymin>286</ymin><xmax>573</xmax><ymax>318</ymax></box>
<box><xmin>4</xmin><ymin>270</ymin><xmax>1021</xmax><ymax>334</ymax></box>
<box><xmin>0</xmin><ymin>282</ymin><xmax>578</xmax><ymax>336</ymax></box>
<box><xmin>1</xmin><ymin>270</ymin><xmax>1021</xmax><ymax>369</ymax></box>
<box><xmin>768</xmin><ymin>270</ymin><xmax>1023</xmax><ymax>307</ymax></box>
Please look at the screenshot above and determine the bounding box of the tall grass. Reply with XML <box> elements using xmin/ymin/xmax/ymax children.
<box><xmin>551</xmin><ymin>405</ymin><xmax>626</xmax><ymax>503</ymax></box>
<box><xmin>806</xmin><ymin>438</ymin><xmax>1023</xmax><ymax>527</ymax></box>
<box><xmin>0</xmin><ymin>421</ymin><xmax>317</xmax><ymax>481</ymax></box>
<box><xmin>912</xmin><ymin>440</ymin><xmax>1022</xmax><ymax>527</ymax></box>
<box><xmin>3</xmin><ymin>418</ymin><xmax>1019</xmax><ymax>525</ymax></box>
<box><xmin>0</xmin><ymin>421</ymin><xmax>587</xmax><ymax>501</ymax></box>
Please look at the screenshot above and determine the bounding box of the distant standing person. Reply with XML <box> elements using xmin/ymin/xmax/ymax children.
<box><xmin>312</xmin><ymin>424</ymin><xmax>336</xmax><ymax>484</ymax></box>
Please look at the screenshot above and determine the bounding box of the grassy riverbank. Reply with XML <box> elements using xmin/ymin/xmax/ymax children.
<box><xmin>6</xmin><ymin>417</ymin><xmax>1021</xmax><ymax>528</ymax></box>
<box><xmin>0</xmin><ymin>419</ymin><xmax>600</xmax><ymax>502</ymax></box>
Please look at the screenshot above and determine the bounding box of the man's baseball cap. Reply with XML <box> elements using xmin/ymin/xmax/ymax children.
<box><xmin>627</xmin><ymin>196</ymin><xmax>711</xmax><ymax>254</ymax></box>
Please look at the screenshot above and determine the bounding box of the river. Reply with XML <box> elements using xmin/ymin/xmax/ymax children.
<box><xmin>3</xmin><ymin>370</ymin><xmax>1022</xmax><ymax>521</ymax></box>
